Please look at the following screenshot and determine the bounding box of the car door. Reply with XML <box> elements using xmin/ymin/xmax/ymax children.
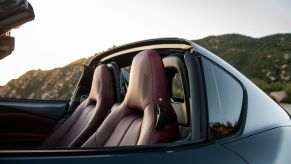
<box><xmin>0</xmin><ymin>143</ymin><xmax>246</xmax><ymax>164</ymax></box>
<box><xmin>0</xmin><ymin>98</ymin><xmax>68</xmax><ymax>148</ymax></box>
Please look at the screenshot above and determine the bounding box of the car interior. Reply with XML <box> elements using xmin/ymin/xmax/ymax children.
<box><xmin>0</xmin><ymin>48</ymin><xmax>192</xmax><ymax>149</ymax></box>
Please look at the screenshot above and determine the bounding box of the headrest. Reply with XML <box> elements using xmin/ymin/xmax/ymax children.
<box><xmin>124</xmin><ymin>49</ymin><xmax>170</xmax><ymax>111</ymax></box>
<box><xmin>88</xmin><ymin>64</ymin><xmax>113</xmax><ymax>103</ymax></box>
<box><xmin>163</xmin><ymin>55</ymin><xmax>190</xmax><ymax>126</ymax></box>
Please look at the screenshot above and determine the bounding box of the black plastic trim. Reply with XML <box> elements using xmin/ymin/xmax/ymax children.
<box><xmin>184</xmin><ymin>51</ymin><xmax>208</xmax><ymax>141</ymax></box>
<box><xmin>0</xmin><ymin>98</ymin><xmax>68</xmax><ymax>120</ymax></box>
<box><xmin>0</xmin><ymin>140</ymin><xmax>211</xmax><ymax>158</ymax></box>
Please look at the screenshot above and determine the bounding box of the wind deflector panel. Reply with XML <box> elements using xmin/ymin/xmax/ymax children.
<box><xmin>0</xmin><ymin>0</ymin><xmax>35</xmax><ymax>35</ymax></box>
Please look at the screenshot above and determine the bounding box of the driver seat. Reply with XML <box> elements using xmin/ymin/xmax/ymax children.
<box><xmin>40</xmin><ymin>64</ymin><xmax>114</xmax><ymax>147</ymax></box>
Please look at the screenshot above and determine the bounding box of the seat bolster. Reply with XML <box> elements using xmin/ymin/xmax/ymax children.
<box><xmin>82</xmin><ymin>103</ymin><xmax>131</xmax><ymax>147</ymax></box>
<box><xmin>138</xmin><ymin>103</ymin><xmax>179</xmax><ymax>145</ymax></box>
<box><xmin>40</xmin><ymin>100</ymin><xmax>88</xmax><ymax>147</ymax></box>
<box><xmin>40</xmin><ymin>64</ymin><xmax>115</xmax><ymax>148</ymax></box>
<box><xmin>66</xmin><ymin>99</ymin><xmax>113</xmax><ymax>147</ymax></box>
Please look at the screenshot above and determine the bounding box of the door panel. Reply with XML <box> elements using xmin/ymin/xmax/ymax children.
<box><xmin>0</xmin><ymin>99</ymin><xmax>68</xmax><ymax>119</ymax></box>
<box><xmin>0</xmin><ymin>98</ymin><xmax>69</xmax><ymax>148</ymax></box>
<box><xmin>224</xmin><ymin>127</ymin><xmax>291</xmax><ymax>163</ymax></box>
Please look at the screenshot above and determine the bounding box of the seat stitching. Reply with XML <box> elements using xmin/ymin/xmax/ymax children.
<box><xmin>62</xmin><ymin>105</ymin><xmax>95</xmax><ymax>146</ymax></box>
<box><xmin>121</xmin><ymin>117</ymin><xmax>141</xmax><ymax>145</ymax></box>
<box><xmin>146</xmin><ymin>51</ymin><xmax>155</xmax><ymax>104</ymax></box>
<box><xmin>80</xmin><ymin>105</ymin><xmax>95</xmax><ymax>123</ymax></box>
<box><xmin>146</xmin><ymin>104</ymin><xmax>155</xmax><ymax>144</ymax></box>
<box><xmin>70</xmin><ymin>105</ymin><xmax>94</xmax><ymax>131</ymax></box>
<box><xmin>117</xmin><ymin>115</ymin><xmax>140</xmax><ymax>146</ymax></box>
<box><xmin>144</xmin><ymin>54</ymin><xmax>156</xmax><ymax>144</ymax></box>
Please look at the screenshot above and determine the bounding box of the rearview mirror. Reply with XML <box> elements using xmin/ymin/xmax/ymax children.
<box><xmin>0</xmin><ymin>0</ymin><xmax>34</xmax><ymax>60</ymax></box>
<box><xmin>0</xmin><ymin>0</ymin><xmax>35</xmax><ymax>35</ymax></box>
<box><xmin>0</xmin><ymin>34</ymin><xmax>15</xmax><ymax>60</ymax></box>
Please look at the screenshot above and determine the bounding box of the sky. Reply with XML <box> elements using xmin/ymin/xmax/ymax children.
<box><xmin>0</xmin><ymin>0</ymin><xmax>291</xmax><ymax>85</ymax></box>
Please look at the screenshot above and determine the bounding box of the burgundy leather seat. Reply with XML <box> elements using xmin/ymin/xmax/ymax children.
<box><xmin>82</xmin><ymin>50</ymin><xmax>179</xmax><ymax>147</ymax></box>
<box><xmin>40</xmin><ymin>64</ymin><xmax>114</xmax><ymax>148</ymax></box>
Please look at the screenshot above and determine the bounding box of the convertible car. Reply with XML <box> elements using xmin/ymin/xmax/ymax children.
<box><xmin>1</xmin><ymin>38</ymin><xmax>291</xmax><ymax>163</ymax></box>
<box><xmin>1</xmin><ymin>1</ymin><xmax>291</xmax><ymax>164</ymax></box>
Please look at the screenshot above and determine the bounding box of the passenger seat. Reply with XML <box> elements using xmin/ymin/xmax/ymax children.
<box><xmin>40</xmin><ymin>64</ymin><xmax>114</xmax><ymax>148</ymax></box>
<box><xmin>163</xmin><ymin>55</ymin><xmax>191</xmax><ymax>140</ymax></box>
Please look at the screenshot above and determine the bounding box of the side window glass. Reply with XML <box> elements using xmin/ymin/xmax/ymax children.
<box><xmin>202</xmin><ymin>58</ymin><xmax>244</xmax><ymax>139</ymax></box>
<box><xmin>120</xmin><ymin>66</ymin><xmax>130</xmax><ymax>99</ymax></box>
<box><xmin>172</xmin><ymin>73</ymin><xmax>185</xmax><ymax>99</ymax></box>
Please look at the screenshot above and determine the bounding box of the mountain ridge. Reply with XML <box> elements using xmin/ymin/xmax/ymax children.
<box><xmin>0</xmin><ymin>33</ymin><xmax>290</xmax><ymax>102</ymax></box>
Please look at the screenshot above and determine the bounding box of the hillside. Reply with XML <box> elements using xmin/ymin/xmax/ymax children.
<box><xmin>194</xmin><ymin>34</ymin><xmax>291</xmax><ymax>82</ymax></box>
<box><xmin>0</xmin><ymin>58</ymin><xmax>90</xmax><ymax>100</ymax></box>
<box><xmin>0</xmin><ymin>33</ymin><xmax>290</xmax><ymax>102</ymax></box>
<box><xmin>194</xmin><ymin>33</ymin><xmax>291</xmax><ymax>102</ymax></box>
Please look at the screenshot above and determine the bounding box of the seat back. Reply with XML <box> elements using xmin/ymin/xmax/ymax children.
<box><xmin>107</xmin><ymin>62</ymin><xmax>122</xmax><ymax>102</ymax></box>
<box><xmin>40</xmin><ymin>64</ymin><xmax>114</xmax><ymax>148</ymax></box>
<box><xmin>82</xmin><ymin>50</ymin><xmax>179</xmax><ymax>147</ymax></box>
<box><xmin>163</xmin><ymin>55</ymin><xmax>191</xmax><ymax>140</ymax></box>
